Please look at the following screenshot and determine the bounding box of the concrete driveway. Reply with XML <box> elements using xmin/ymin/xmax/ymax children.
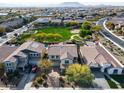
<box><xmin>17</xmin><ymin>73</ymin><xmax>36</xmax><ymax>90</ymax></box>
<box><xmin>92</xmin><ymin>71</ymin><xmax>110</xmax><ymax>89</ymax></box>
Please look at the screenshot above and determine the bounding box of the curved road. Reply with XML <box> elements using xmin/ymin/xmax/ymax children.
<box><xmin>0</xmin><ymin>20</ymin><xmax>35</xmax><ymax>46</ymax></box>
<box><xmin>97</xmin><ymin>18</ymin><xmax>124</xmax><ymax>50</ymax></box>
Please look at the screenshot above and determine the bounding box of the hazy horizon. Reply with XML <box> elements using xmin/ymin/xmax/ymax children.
<box><xmin>0</xmin><ymin>1</ymin><xmax>124</xmax><ymax>7</ymax></box>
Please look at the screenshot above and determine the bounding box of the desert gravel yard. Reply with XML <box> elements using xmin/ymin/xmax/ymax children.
<box><xmin>99</xmin><ymin>35</ymin><xmax>124</xmax><ymax>65</ymax></box>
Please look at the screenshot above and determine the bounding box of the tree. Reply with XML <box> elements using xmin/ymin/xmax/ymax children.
<box><xmin>66</xmin><ymin>64</ymin><xmax>93</xmax><ymax>87</ymax></box>
<box><xmin>0</xmin><ymin>27</ymin><xmax>6</xmax><ymax>35</ymax></box>
<box><xmin>65</xmin><ymin>21</ymin><xmax>79</xmax><ymax>27</ymax></box>
<box><xmin>38</xmin><ymin>59</ymin><xmax>52</xmax><ymax>74</ymax></box>
<box><xmin>79</xmin><ymin>28</ymin><xmax>92</xmax><ymax>38</ymax></box>
<box><xmin>106</xmin><ymin>21</ymin><xmax>115</xmax><ymax>30</ymax></box>
<box><xmin>0</xmin><ymin>63</ymin><xmax>4</xmax><ymax>76</ymax></box>
<box><xmin>82</xmin><ymin>21</ymin><xmax>92</xmax><ymax>30</ymax></box>
<box><xmin>91</xmin><ymin>25</ymin><xmax>102</xmax><ymax>33</ymax></box>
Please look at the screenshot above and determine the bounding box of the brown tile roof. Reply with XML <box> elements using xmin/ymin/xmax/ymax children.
<box><xmin>96</xmin><ymin>45</ymin><xmax>122</xmax><ymax>68</ymax></box>
<box><xmin>60</xmin><ymin>52</ymin><xmax>73</xmax><ymax>60</ymax></box>
<box><xmin>4</xmin><ymin>41</ymin><xmax>45</xmax><ymax>62</ymax></box>
<box><xmin>80</xmin><ymin>44</ymin><xmax>123</xmax><ymax>68</ymax></box>
<box><xmin>48</xmin><ymin>43</ymin><xmax>78</xmax><ymax>58</ymax></box>
<box><xmin>0</xmin><ymin>45</ymin><xmax>18</xmax><ymax>63</ymax></box>
<box><xmin>80</xmin><ymin>45</ymin><xmax>108</xmax><ymax>66</ymax></box>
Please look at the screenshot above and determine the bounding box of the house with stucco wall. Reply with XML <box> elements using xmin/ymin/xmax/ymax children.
<box><xmin>48</xmin><ymin>43</ymin><xmax>78</xmax><ymax>71</ymax></box>
<box><xmin>79</xmin><ymin>43</ymin><xmax>124</xmax><ymax>75</ymax></box>
<box><xmin>3</xmin><ymin>41</ymin><xmax>45</xmax><ymax>72</ymax></box>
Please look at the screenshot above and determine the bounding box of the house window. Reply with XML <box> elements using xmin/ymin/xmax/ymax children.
<box><xmin>56</xmin><ymin>56</ymin><xmax>59</xmax><ymax>59</ymax></box>
<box><xmin>36</xmin><ymin>53</ymin><xmax>39</xmax><ymax>57</ymax></box>
<box><xmin>7</xmin><ymin>68</ymin><xmax>13</xmax><ymax>72</ymax></box>
<box><xmin>65</xmin><ymin>60</ymin><xmax>69</xmax><ymax>64</ymax></box>
<box><xmin>30</xmin><ymin>53</ymin><xmax>33</xmax><ymax>57</ymax></box>
<box><xmin>30</xmin><ymin>53</ymin><xmax>39</xmax><ymax>57</ymax></box>
<box><xmin>51</xmin><ymin>56</ymin><xmax>55</xmax><ymax>59</ymax></box>
<box><xmin>7</xmin><ymin>63</ymin><xmax>11</xmax><ymax>67</ymax></box>
<box><xmin>9</xmin><ymin>63</ymin><xmax>11</xmax><ymax>66</ymax></box>
<box><xmin>74</xmin><ymin>57</ymin><xmax>77</xmax><ymax>60</ymax></box>
<box><xmin>113</xmin><ymin>69</ymin><xmax>118</xmax><ymax>74</ymax></box>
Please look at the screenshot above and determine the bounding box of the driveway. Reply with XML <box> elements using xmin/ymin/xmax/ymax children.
<box><xmin>92</xmin><ymin>71</ymin><xmax>110</xmax><ymax>89</ymax></box>
<box><xmin>16</xmin><ymin>73</ymin><xmax>36</xmax><ymax>90</ymax></box>
<box><xmin>16</xmin><ymin>74</ymin><xmax>29</xmax><ymax>90</ymax></box>
<box><xmin>24</xmin><ymin>73</ymin><xmax>36</xmax><ymax>90</ymax></box>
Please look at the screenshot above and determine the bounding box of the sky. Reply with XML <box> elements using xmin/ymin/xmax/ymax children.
<box><xmin>0</xmin><ymin>0</ymin><xmax>124</xmax><ymax>7</ymax></box>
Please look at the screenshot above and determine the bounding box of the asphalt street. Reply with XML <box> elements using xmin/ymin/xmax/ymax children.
<box><xmin>97</xmin><ymin>18</ymin><xmax>124</xmax><ymax>49</ymax></box>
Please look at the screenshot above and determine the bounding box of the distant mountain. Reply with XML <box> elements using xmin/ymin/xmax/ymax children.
<box><xmin>58</xmin><ymin>2</ymin><xmax>84</xmax><ymax>7</ymax></box>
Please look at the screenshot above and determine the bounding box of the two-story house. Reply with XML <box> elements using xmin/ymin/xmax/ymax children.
<box><xmin>3</xmin><ymin>41</ymin><xmax>45</xmax><ymax>72</ymax></box>
<box><xmin>48</xmin><ymin>43</ymin><xmax>78</xmax><ymax>71</ymax></box>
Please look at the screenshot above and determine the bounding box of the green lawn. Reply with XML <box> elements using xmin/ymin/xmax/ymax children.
<box><xmin>10</xmin><ymin>27</ymin><xmax>72</xmax><ymax>44</ymax></box>
<box><xmin>110</xmin><ymin>75</ymin><xmax>124</xmax><ymax>88</ymax></box>
<box><xmin>36</xmin><ymin>27</ymin><xmax>72</xmax><ymax>42</ymax></box>
<box><xmin>104</xmin><ymin>75</ymin><xmax>118</xmax><ymax>89</ymax></box>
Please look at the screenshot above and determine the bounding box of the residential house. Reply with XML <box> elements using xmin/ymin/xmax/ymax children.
<box><xmin>50</xmin><ymin>18</ymin><xmax>62</xmax><ymax>26</ymax></box>
<box><xmin>3</xmin><ymin>41</ymin><xmax>45</xmax><ymax>72</ymax></box>
<box><xmin>48</xmin><ymin>43</ymin><xmax>78</xmax><ymax>71</ymax></box>
<box><xmin>79</xmin><ymin>43</ymin><xmax>124</xmax><ymax>75</ymax></box>
<box><xmin>34</xmin><ymin>18</ymin><xmax>51</xmax><ymax>25</ymax></box>
<box><xmin>75</xmin><ymin>17</ymin><xmax>84</xmax><ymax>24</ymax></box>
<box><xmin>0</xmin><ymin>45</ymin><xmax>18</xmax><ymax>63</ymax></box>
<box><xmin>109</xmin><ymin>17</ymin><xmax>124</xmax><ymax>35</ymax></box>
<box><xmin>0</xmin><ymin>18</ymin><xmax>25</xmax><ymax>32</ymax></box>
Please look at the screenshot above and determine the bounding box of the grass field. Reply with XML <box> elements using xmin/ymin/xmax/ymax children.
<box><xmin>11</xmin><ymin>27</ymin><xmax>72</xmax><ymax>44</ymax></box>
<box><xmin>36</xmin><ymin>27</ymin><xmax>72</xmax><ymax>42</ymax></box>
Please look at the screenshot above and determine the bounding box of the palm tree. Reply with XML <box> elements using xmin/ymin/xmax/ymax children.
<box><xmin>0</xmin><ymin>63</ymin><xmax>4</xmax><ymax>76</ymax></box>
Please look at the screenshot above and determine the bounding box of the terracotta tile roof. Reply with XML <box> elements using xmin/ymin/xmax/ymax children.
<box><xmin>4</xmin><ymin>41</ymin><xmax>45</xmax><ymax>62</ymax></box>
<box><xmin>80</xmin><ymin>45</ymin><xmax>108</xmax><ymax>66</ymax></box>
<box><xmin>0</xmin><ymin>45</ymin><xmax>18</xmax><ymax>62</ymax></box>
<box><xmin>48</xmin><ymin>43</ymin><xmax>78</xmax><ymax>59</ymax></box>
